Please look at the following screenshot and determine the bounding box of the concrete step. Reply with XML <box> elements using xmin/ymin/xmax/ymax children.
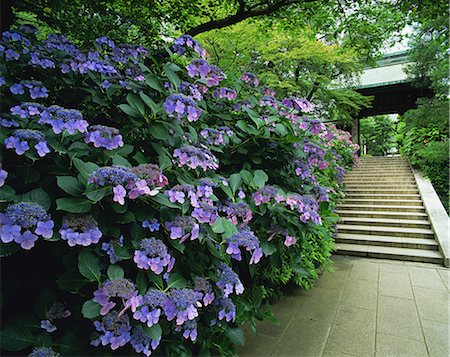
<box><xmin>345</xmin><ymin>189</ymin><xmax>419</xmax><ymax>194</ymax></box>
<box><xmin>336</xmin><ymin>210</ymin><xmax>428</xmax><ymax>220</ymax></box>
<box><xmin>345</xmin><ymin>174</ymin><xmax>413</xmax><ymax>178</ymax></box>
<box><xmin>342</xmin><ymin>199</ymin><xmax>423</xmax><ymax>206</ymax></box>
<box><xmin>335</xmin><ymin>243</ymin><xmax>443</xmax><ymax>264</ymax></box>
<box><xmin>344</xmin><ymin>193</ymin><xmax>422</xmax><ymax>200</ymax></box>
<box><xmin>336</xmin><ymin>224</ymin><xmax>435</xmax><ymax>239</ymax></box>
<box><xmin>336</xmin><ymin>233</ymin><xmax>438</xmax><ymax>250</ymax></box>
<box><xmin>352</xmin><ymin>167</ymin><xmax>411</xmax><ymax>171</ymax></box>
<box><xmin>344</xmin><ymin>180</ymin><xmax>416</xmax><ymax>185</ymax></box>
<box><xmin>345</xmin><ymin>184</ymin><xmax>418</xmax><ymax>189</ymax></box>
<box><xmin>339</xmin><ymin>216</ymin><xmax>431</xmax><ymax>229</ymax></box>
<box><xmin>336</xmin><ymin>204</ymin><xmax>426</xmax><ymax>213</ymax></box>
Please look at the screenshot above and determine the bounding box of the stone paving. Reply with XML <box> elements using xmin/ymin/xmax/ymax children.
<box><xmin>238</xmin><ymin>255</ymin><xmax>449</xmax><ymax>357</ymax></box>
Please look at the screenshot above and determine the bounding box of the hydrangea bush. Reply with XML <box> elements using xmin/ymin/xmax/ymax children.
<box><xmin>0</xmin><ymin>28</ymin><xmax>358</xmax><ymax>356</ymax></box>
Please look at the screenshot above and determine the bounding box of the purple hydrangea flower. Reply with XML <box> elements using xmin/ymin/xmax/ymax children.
<box><xmin>10</xmin><ymin>102</ymin><xmax>46</xmax><ymax>118</ymax></box>
<box><xmin>10</xmin><ymin>80</ymin><xmax>48</xmax><ymax>99</ymax></box>
<box><xmin>164</xmin><ymin>184</ymin><xmax>196</xmax><ymax>206</ymax></box>
<box><xmin>226</xmin><ymin>228</ymin><xmax>262</xmax><ymax>264</ymax></box>
<box><xmin>5</xmin><ymin>129</ymin><xmax>50</xmax><ymax>157</ymax></box>
<box><xmin>0</xmin><ymin>166</ymin><xmax>7</xmax><ymax>187</ymax></box>
<box><xmin>29</xmin><ymin>347</ymin><xmax>60</xmax><ymax>357</ymax></box>
<box><xmin>173</xmin><ymin>35</ymin><xmax>206</xmax><ymax>58</ymax></box>
<box><xmin>101</xmin><ymin>235</ymin><xmax>125</xmax><ymax>264</ymax></box>
<box><xmin>133</xmin><ymin>289</ymin><xmax>167</xmax><ymax>327</ymax></box>
<box><xmin>130</xmin><ymin>325</ymin><xmax>161</xmax><ymax>356</ymax></box>
<box><xmin>142</xmin><ymin>218</ymin><xmax>160</xmax><ymax>232</ymax></box>
<box><xmin>281</xmin><ymin>96</ymin><xmax>314</xmax><ymax>113</ymax></box>
<box><xmin>0</xmin><ymin>117</ymin><xmax>19</xmax><ymax>127</ymax></box>
<box><xmin>175</xmin><ymin>319</ymin><xmax>198</xmax><ymax>341</ymax></box>
<box><xmin>173</xmin><ymin>145</ymin><xmax>219</xmax><ymax>171</ymax></box>
<box><xmin>240</xmin><ymin>72</ymin><xmax>259</xmax><ymax>86</ymax></box>
<box><xmin>163</xmin><ymin>94</ymin><xmax>202</xmax><ymax>122</ymax></box>
<box><xmin>59</xmin><ymin>215</ymin><xmax>102</xmax><ymax>247</ymax></box>
<box><xmin>165</xmin><ymin>216</ymin><xmax>200</xmax><ymax>243</ymax></box>
<box><xmin>220</xmin><ymin>201</ymin><xmax>253</xmax><ymax>226</ymax></box>
<box><xmin>93</xmin><ymin>278</ymin><xmax>139</xmax><ymax>316</ymax></box>
<box><xmin>92</xmin><ymin>311</ymin><xmax>131</xmax><ymax>350</ymax></box>
<box><xmin>38</xmin><ymin>105</ymin><xmax>88</xmax><ymax>134</ymax></box>
<box><xmin>113</xmin><ymin>185</ymin><xmax>126</xmax><ymax>205</ymax></box>
<box><xmin>10</xmin><ymin>83</ymin><xmax>25</xmax><ymax>95</ymax></box>
<box><xmin>84</xmin><ymin>125</ymin><xmax>124</xmax><ymax>150</ymax></box>
<box><xmin>216</xmin><ymin>263</ymin><xmax>244</xmax><ymax>297</ymax></box>
<box><xmin>252</xmin><ymin>185</ymin><xmax>279</xmax><ymax>206</ymax></box>
<box><xmin>133</xmin><ymin>238</ymin><xmax>174</xmax><ymax>274</ymax></box>
<box><xmin>163</xmin><ymin>288</ymin><xmax>202</xmax><ymax>325</ymax></box>
<box><xmin>40</xmin><ymin>302</ymin><xmax>71</xmax><ymax>333</ymax></box>
<box><xmin>191</xmin><ymin>201</ymin><xmax>218</xmax><ymax>225</ymax></box>
<box><xmin>178</xmin><ymin>81</ymin><xmax>203</xmax><ymax>100</ymax></box>
<box><xmin>212</xmin><ymin>87</ymin><xmax>237</xmax><ymax>100</ymax></box>
<box><xmin>217</xmin><ymin>297</ymin><xmax>236</xmax><ymax>322</ymax></box>
<box><xmin>130</xmin><ymin>164</ymin><xmax>168</xmax><ymax>189</ymax></box>
<box><xmin>284</xmin><ymin>234</ymin><xmax>297</xmax><ymax>247</ymax></box>
<box><xmin>200</xmin><ymin>126</ymin><xmax>233</xmax><ymax>146</ymax></box>
<box><xmin>186</xmin><ymin>59</ymin><xmax>224</xmax><ymax>87</ymax></box>
<box><xmin>285</xmin><ymin>193</ymin><xmax>322</xmax><ymax>225</ymax></box>
<box><xmin>0</xmin><ymin>76</ymin><xmax>5</xmax><ymax>86</ymax></box>
<box><xmin>0</xmin><ymin>202</ymin><xmax>53</xmax><ymax>249</ymax></box>
<box><xmin>194</xmin><ymin>277</ymin><xmax>215</xmax><ymax>306</ymax></box>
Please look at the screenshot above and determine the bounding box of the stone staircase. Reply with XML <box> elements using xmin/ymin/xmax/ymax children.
<box><xmin>335</xmin><ymin>156</ymin><xmax>443</xmax><ymax>264</ymax></box>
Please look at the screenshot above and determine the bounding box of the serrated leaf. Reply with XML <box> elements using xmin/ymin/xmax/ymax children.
<box><xmin>253</xmin><ymin>170</ymin><xmax>268</xmax><ymax>188</ymax></box>
<box><xmin>107</xmin><ymin>265</ymin><xmax>124</xmax><ymax>280</ymax></box>
<box><xmin>145</xmin><ymin>74</ymin><xmax>164</xmax><ymax>92</ymax></box>
<box><xmin>118</xmin><ymin>103</ymin><xmax>140</xmax><ymax>118</ymax></box>
<box><xmin>56</xmin><ymin>198</ymin><xmax>92</xmax><ymax>213</ymax></box>
<box><xmin>151</xmin><ymin>193</ymin><xmax>180</xmax><ymax>209</ymax></box>
<box><xmin>167</xmin><ymin>273</ymin><xmax>188</xmax><ymax>289</ymax></box>
<box><xmin>142</xmin><ymin>324</ymin><xmax>162</xmax><ymax>341</ymax></box>
<box><xmin>0</xmin><ymin>325</ymin><xmax>34</xmax><ymax>351</ymax></box>
<box><xmin>163</xmin><ymin>63</ymin><xmax>181</xmax><ymax>87</ymax></box>
<box><xmin>111</xmin><ymin>154</ymin><xmax>131</xmax><ymax>167</ymax></box>
<box><xmin>21</xmin><ymin>188</ymin><xmax>51</xmax><ymax>210</ymax></box>
<box><xmin>81</xmin><ymin>300</ymin><xmax>101</xmax><ymax>319</ymax></box>
<box><xmin>140</xmin><ymin>92</ymin><xmax>160</xmax><ymax>115</ymax></box>
<box><xmin>84</xmin><ymin>184</ymin><xmax>109</xmax><ymax>202</ymax></box>
<box><xmin>211</xmin><ymin>218</ymin><xmax>225</xmax><ymax>233</ymax></box>
<box><xmin>72</xmin><ymin>158</ymin><xmax>99</xmax><ymax>181</ymax></box>
<box><xmin>127</xmin><ymin>93</ymin><xmax>146</xmax><ymax>117</ymax></box>
<box><xmin>57</xmin><ymin>271</ymin><xmax>89</xmax><ymax>292</ymax></box>
<box><xmin>57</xmin><ymin>176</ymin><xmax>84</xmax><ymax>197</ymax></box>
<box><xmin>78</xmin><ymin>251</ymin><xmax>101</xmax><ymax>282</ymax></box>
<box><xmin>229</xmin><ymin>173</ymin><xmax>242</xmax><ymax>193</ymax></box>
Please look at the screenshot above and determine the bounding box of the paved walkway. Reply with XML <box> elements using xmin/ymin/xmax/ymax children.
<box><xmin>238</xmin><ymin>255</ymin><xmax>449</xmax><ymax>357</ymax></box>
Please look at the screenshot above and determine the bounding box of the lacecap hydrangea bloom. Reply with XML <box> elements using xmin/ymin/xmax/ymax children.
<box><xmin>217</xmin><ymin>297</ymin><xmax>236</xmax><ymax>322</ymax></box>
<box><xmin>163</xmin><ymin>94</ymin><xmax>202</xmax><ymax>122</ymax></box>
<box><xmin>130</xmin><ymin>325</ymin><xmax>161</xmax><ymax>356</ymax></box>
<box><xmin>10</xmin><ymin>80</ymin><xmax>48</xmax><ymax>99</ymax></box>
<box><xmin>92</xmin><ymin>311</ymin><xmax>131</xmax><ymax>350</ymax></box>
<box><xmin>175</xmin><ymin>319</ymin><xmax>198</xmax><ymax>341</ymax></box>
<box><xmin>240</xmin><ymin>72</ymin><xmax>259</xmax><ymax>87</ymax></box>
<box><xmin>216</xmin><ymin>263</ymin><xmax>244</xmax><ymax>297</ymax></box>
<box><xmin>101</xmin><ymin>235</ymin><xmax>124</xmax><ymax>264</ymax></box>
<box><xmin>59</xmin><ymin>215</ymin><xmax>102</xmax><ymax>247</ymax></box>
<box><xmin>10</xmin><ymin>102</ymin><xmax>45</xmax><ymax>118</ymax></box>
<box><xmin>172</xmin><ymin>34</ymin><xmax>206</xmax><ymax>58</ymax></box>
<box><xmin>186</xmin><ymin>59</ymin><xmax>224</xmax><ymax>87</ymax></box>
<box><xmin>163</xmin><ymin>288</ymin><xmax>203</xmax><ymax>325</ymax></box>
<box><xmin>200</xmin><ymin>126</ymin><xmax>233</xmax><ymax>146</ymax></box>
<box><xmin>226</xmin><ymin>228</ymin><xmax>263</xmax><ymax>264</ymax></box>
<box><xmin>93</xmin><ymin>278</ymin><xmax>139</xmax><ymax>316</ymax></box>
<box><xmin>0</xmin><ymin>202</ymin><xmax>53</xmax><ymax>249</ymax></box>
<box><xmin>38</xmin><ymin>105</ymin><xmax>89</xmax><ymax>134</ymax></box>
<box><xmin>5</xmin><ymin>129</ymin><xmax>50</xmax><ymax>157</ymax></box>
<box><xmin>133</xmin><ymin>289</ymin><xmax>167</xmax><ymax>327</ymax></box>
<box><xmin>40</xmin><ymin>302</ymin><xmax>71</xmax><ymax>333</ymax></box>
<box><xmin>133</xmin><ymin>238</ymin><xmax>174</xmax><ymax>274</ymax></box>
<box><xmin>28</xmin><ymin>347</ymin><xmax>60</xmax><ymax>357</ymax></box>
<box><xmin>173</xmin><ymin>144</ymin><xmax>219</xmax><ymax>171</ymax></box>
<box><xmin>84</xmin><ymin>125</ymin><xmax>124</xmax><ymax>150</ymax></box>
<box><xmin>194</xmin><ymin>277</ymin><xmax>215</xmax><ymax>306</ymax></box>
<box><xmin>165</xmin><ymin>216</ymin><xmax>200</xmax><ymax>243</ymax></box>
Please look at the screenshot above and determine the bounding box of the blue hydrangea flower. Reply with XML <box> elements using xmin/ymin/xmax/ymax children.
<box><xmin>130</xmin><ymin>164</ymin><xmax>168</xmax><ymax>189</ymax></box>
<box><xmin>165</xmin><ymin>184</ymin><xmax>196</xmax><ymax>205</ymax></box>
<box><xmin>240</xmin><ymin>72</ymin><xmax>259</xmax><ymax>86</ymax></box>
<box><xmin>191</xmin><ymin>201</ymin><xmax>218</xmax><ymax>225</ymax></box>
<box><xmin>0</xmin><ymin>76</ymin><xmax>5</xmax><ymax>86</ymax></box>
<box><xmin>4</xmin><ymin>129</ymin><xmax>50</xmax><ymax>157</ymax></box>
<box><xmin>93</xmin><ymin>278</ymin><xmax>139</xmax><ymax>316</ymax></box>
<box><xmin>194</xmin><ymin>277</ymin><xmax>215</xmax><ymax>306</ymax></box>
<box><xmin>133</xmin><ymin>238</ymin><xmax>174</xmax><ymax>274</ymax></box>
<box><xmin>221</xmin><ymin>201</ymin><xmax>253</xmax><ymax>226</ymax></box>
<box><xmin>84</xmin><ymin>125</ymin><xmax>124</xmax><ymax>150</ymax></box>
<box><xmin>163</xmin><ymin>94</ymin><xmax>202</xmax><ymax>122</ymax></box>
<box><xmin>165</xmin><ymin>216</ymin><xmax>200</xmax><ymax>243</ymax></box>
<box><xmin>142</xmin><ymin>218</ymin><xmax>160</xmax><ymax>232</ymax></box>
<box><xmin>0</xmin><ymin>202</ymin><xmax>53</xmax><ymax>249</ymax></box>
<box><xmin>175</xmin><ymin>319</ymin><xmax>198</xmax><ymax>341</ymax></box>
<box><xmin>59</xmin><ymin>215</ymin><xmax>102</xmax><ymax>247</ymax></box>
<box><xmin>173</xmin><ymin>35</ymin><xmax>206</xmax><ymax>58</ymax></box>
<box><xmin>225</xmin><ymin>228</ymin><xmax>262</xmax><ymax>264</ymax></box>
<box><xmin>173</xmin><ymin>144</ymin><xmax>219</xmax><ymax>171</ymax></box>
<box><xmin>38</xmin><ymin>105</ymin><xmax>88</xmax><ymax>134</ymax></box>
<box><xmin>217</xmin><ymin>297</ymin><xmax>236</xmax><ymax>322</ymax></box>
<box><xmin>163</xmin><ymin>288</ymin><xmax>202</xmax><ymax>325</ymax></box>
<box><xmin>212</xmin><ymin>87</ymin><xmax>237</xmax><ymax>100</ymax></box>
<box><xmin>186</xmin><ymin>59</ymin><xmax>224</xmax><ymax>87</ymax></box>
<box><xmin>101</xmin><ymin>235</ymin><xmax>125</xmax><ymax>264</ymax></box>
<box><xmin>133</xmin><ymin>289</ymin><xmax>167</xmax><ymax>327</ymax></box>
<box><xmin>92</xmin><ymin>311</ymin><xmax>131</xmax><ymax>350</ymax></box>
<box><xmin>28</xmin><ymin>347</ymin><xmax>60</xmax><ymax>357</ymax></box>
<box><xmin>10</xmin><ymin>80</ymin><xmax>48</xmax><ymax>99</ymax></box>
<box><xmin>178</xmin><ymin>81</ymin><xmax>203</xmax><ymax>100</ymax></box>
<box><xmin>216</xmin><ymin>263</ymin><xmax>244</xmax><ymax>297</ymax></box>
<box><xmin>0</xmin><ymin>166</ymin><xmax>7</xmax><ymax>187</ymax></box>
<box><xmin>40</xmin><ymin>302</ymin><xmax>71</xmax><ymax>333</ymax></box>
<box><xmin>10</xmin><ymin>102</ymin><xmax>46</xmax><ymax>118</ymax></box>
<box><xmin>130</xmin><ymin>325</ymin><xmax>161</xmax><ymax>356</ymax></box>
<box><xmin>0</xmin><ymin>117</ymin><xmax>19</xmax><ymax>128</ymax></box>
<box><xmin>200</xmin><ymin>126</ymin><xmax>233</xmax><ymax>146</ymax></box>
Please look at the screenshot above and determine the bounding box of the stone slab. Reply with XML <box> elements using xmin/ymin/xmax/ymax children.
<box><xmin>379</xmin><ymin>271</ymin><xmax>413</xmax><ymax>299</ymax></box>
<box><xmin>375</xmin><ymin>333</ymin><xmax>428</xmax><ymax>357</ymax></box>
<box><xmin>421</xmin><ymin>318</ymin><xmax>450</xmax><ymax>357</ymax></box>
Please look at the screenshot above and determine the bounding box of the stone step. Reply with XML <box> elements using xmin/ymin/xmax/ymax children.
<box><xmin>352</xmin><ymin>167</ymin><xmax>411</xmax><ymax>171</ymax></box>
<box><xmin>346</xmin><ymin>189</ymin><xmax>419</xmax><ymax>194</ymax></box>
<box><xmin>345</xmin><ymin>174</ymin><xmax>413</xmax><ymax>178</ymax></box>
<box><xmin>345</xmin><ymin>184</ymin><xmax>418</xmax><ymax>189</ymax></box>
<box><xmin>336</xmin><ymin>204</ymin><xmax>426</xmax><ymax>213</ymax></box>
<box><xmin>336</xmin><ymin>233</ymin><xmax>438</xmax><ymax>250</ymax></box>
<box><xmin>336</xmin><ymin>224</ymin><xmax>435</xmax><ymax>239</ymax></box>
<box><xmin>336</xmin><ymin>210</ymin><xmax>428</xmax><ymax>220</ymax></box>
<box><xmin>342</xmin><ymin>199</ymin><xmax>423</xmax><ymax>206</ymax></box>
<box><xmin>335</xmin><ymin>243</ymin><xmax>443</xmax><ymax>264</ymax></box>
<box><xmin>344</xmin><ymin>193</ymin><xmax>422</xmax><ymax>200</ymax></box>
<box><xmin>339</xmin><ymin>216</ymin><xmax>431</xmax><ymax>229</ymax></box>
<box><xmin>344</xmin><ymin>180</ymin><xmax>416</xmax><ymax>185</ymax></box>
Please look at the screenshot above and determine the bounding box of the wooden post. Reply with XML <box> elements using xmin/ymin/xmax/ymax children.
<box><xmin>351</xmin><ymin>117</ymin><xmax>361</xmax><ymax>155</ymax></box>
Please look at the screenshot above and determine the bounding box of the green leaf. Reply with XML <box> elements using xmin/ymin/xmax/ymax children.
<box><xmin>57</xmin><ymin>176</ymin><xmax>84</xmax><ymax>197</ymax></box>
<box><xmin>275</xmin><ymin>123</ymin><xmax>289</xmax><ymax>136</ymax></box>
<box><xmin>112</xmin><ymin>154</ymin><xmax>131</xmax><ymax>167</ymax></box>
<box><xmin>0</xmin><ymin>185</ymin><xmax>16</xmax><ymax>201</ymax></box>
<box><xmin>107</xmin><ymin>265</ymin><xmax>124</xmax><ymax>280</ymax></box>
<box><xmin>118</xmin><ymin>103</ymin><xmax>140</xmax><ymax>118</ymax></box>
<box><xmin>140</xmin><ymin>92</ymin><xmax>160</xmax><ymax>114</ymax></box>
<box><xmin>57</xmin><ymin>271</ymin><xmax>89</xmax><ymax>292</ymax></box>
<box><xmin>243</xmin><ymin>107</ymin><xmax>265</xmax><ymax>129</ymax></box>
<box><xmin>145</xmin><ymin>73</ymin><xmax>164</xmax><ymax>92</ymax></box>
<box><xmin>21</xmin><ymin>188</ymin><xmax>51</xmax><ymax>210</ymax></box>
<box><xmin>261</xmin><ymin>241</ymin><xmax>277</xmax><ymax>256</ymax></box>
<box><xmin>253</xmin><ymin>170</ymin><xmax>269</xmax><ymax>188</ymax></box>
<box><xmin>81</xmin><ymin>300</ymin><xmax>101</xmax><ymax>319</ymax></box>
<box><xmin>147</xmin><ymin>271</ymin><xmax>164</xmax><ymax>290</ymax></box>
<box><xmin>229</xmin><ymin>173</ymin><xmax>242</xmax><ymax>193</ymax></box>
<box><xmin>142</xmin><ymin>324</ymin><xmax>162</xmax><ymax>341</ymax></box>
<box><xmin>56</xmin><ymin>197</ymin><xmax>92</xmax><ymax>213</ymax></box>
<box><xmin>164</xmin><ymin>63</ymin><xmax>181</xmax><ymax>87</ymax></box>
<box><xmin>78</xmin><ymin>251</ymin><xmax>101</xmax><ymax>282</ymax></box>
<box><xmin>72</xmin><ymin>158</ymin><xmax>99</xmax><ymax>181</ymax></box>
<box><xmin>84</xmin><ymin>184</ymin><xmax>109</xmax><ymax>202</ymax></box>
<box><xmin>127</xmin><ymin>93</ymin><xmax>146</xmax><ymax>117</ymax></box>
<box><xmin>0</xmin><ymin>325</ymin><xmax>34</xmax><ymax>351</ymax></box>
<box><xmin>0</xmin><ymin>243</ymin><xmax>20</xmax><ymax>257</ymax></box>
<box><xmin>151</xmin><ymin>193</ymin><xmax>180</xmax><ymax>209</ymax></box>
<box><xmin>167</xmin><ymin>273</ymin><xmax>188</xmax><ymax>289</ymax></box>
<box><xmin>34</xmin><ymin>287</ymin><xmax>56</xmax><ymax>319</ymax></box>
<box><xmin>136</xmin><ymin>271</ymin><xmax>148</xmax><ymax>295</ymax></box>
<box><xmin>211</xmin><ymin>218</ymin><xmax>225</xmax><ymax>234</ymax></box>
<box><xmin>225</xmin><ymin>327</ymin><xmax>245</xmax><ymax>346</ymax></box>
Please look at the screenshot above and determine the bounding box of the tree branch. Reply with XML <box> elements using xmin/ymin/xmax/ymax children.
<box><xmin>186</xmin><ymin>0</ymin><xmax>311</xmax><ymax>36</ymax></box>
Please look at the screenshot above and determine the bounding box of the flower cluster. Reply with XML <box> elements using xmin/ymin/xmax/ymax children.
<box><xmin>93</xmin><ymin>278</ymin><xmax>139</xmax><ymax>316</ymax></box>
<box><xmin>40</xmin><ymin>303</ymin><xmax>71</xmax><ymax>333</ymax></box>
<box><xmin>225</xmin><ymin>228</ymin><xmax>262</xmax><ymax>264</ymax></box>
<box><xmin>298</xmin><ymin>117</ymin><xmax>326</xmax><ymax>136</ymax></box>
<box><xmin>163</xmin><ymin>288</ymin><xmax>202</xmax><ymax>325</ymax></box>
<box><xmin>240</xmin><ymin>72</ymin><xmax>259</xmax><ymax>87</ymax></box>
<box><xmin>92</xmin><ymin>311</ymin><xmax>131</xmax><ymax>350</ymax></box>
<box><xmin>130</xmin><ymin>325</ymin><xmax>161</xmax><ymax>356</ymax></box>
<box><xmin>0</xmin><ymin>117</ymin><xmax>19</xmax><ymax>127</ymax></box>
<box><xmin>216</xmin><ymin>263</ymin><xmax>244</xmax><ymax>297</ymax></box>
<box><xmin>10</xmin><ymin>80</ymin><xmax>48</xmax><ymax>99</ymax></box>
<box><xmin>173</xmin><ymin>145</ymin><xmax>219</xmax><ymax>171</ymax></box>
<box><xmin>194</xmin><ymin>277</ymin><xmax>215</xmax><ymax>306</ymax></box>
<box><xmin>39</xmin><ymin>105</ymin><xmax>89</xmax><ymax>134</ymax></box>
<box><xmin>0</xmin><ymin>202</ymin><xmax>53</xmax><ymax>249</ymax></box>
<box><xmin>175</xmin><ymin>319</ymin><xmax>198</xmax><ymax>341</ymax></box>
<box><xmin>303</xmin><ymin>140</ymin><xmax>328</xmax><ymax>170</ymax></box>
<box><xmin>131</xmin><ymin>164</ymin><xmax>169</xmax><ymax>189</ymax></box>
<box><xmin>133</xmin><ymin>238</ymin><xmax>174</xmax><ymax>274</ymax></box>
<box><xmin>220</xmin><ymin>201</ymin><xmax>253</xmax><ymax>226</ymax></box>
<box><xmin>164</xmin><ymin>94</ymin><xmax>202</xmax><ymax>122</ymax></box>
<box><xmin>285</xmin><ymin>194</ymin><xmax>321</xmax><ymax>225</ymax></box>
<box><xmin>172</xmin><ymin>35</ymin><xmax>206</xmax><ymax>58</ymax></box>
<box><xmin>179</xmin><ymin>81</ymin><xmax>203</xmax><ymax>100</ymax></box>
<box><xmin>314</xmin><ymin>185</ymin><xmax>334</xmax><ymax>202</ymax></box>
<box><xmin>133</xmin><ymin>289</ymin><xmax>167</xmax><ymax>327</ymax></box>
<box><xmin>84</xmin><ymin>125</ymin><xmax>124</xmax><ymax>150</ymax></box>
<box><xmin>165</xmin><ymin>216</ymin><xmax>200</xmax><ymax>243</ymax></box>
<box><xmin>186</xmin><ymin>59</ymin><xmax>224</xmax><ymax>87</ymax></box>
<box><xmin>281</xmin><ymin>96</ymin><xmax>313</xmax><ymax>113</ymax></box>
<box><xmin>5</xmin><ymin>129</ymin><xmax>50</xmax><ymax>157</ymax></box>
<box><xmin>284</xmin><ymin>234</ymin><xmax>297</xmax><ymax>247</ymax></box>
<box><xmin>260</xmin><ymin>95</ymin><xmax>279</xmax><ymax>109</ymax></box>
<box><xmin>10</xmin><ymin>102</ymin><xmax>45</xmax><ymax>118</ymax></box>
<box><xmin>212</xmin><ymin>87</ymin><xmax>237</xmax><ymax>100</ymax></box>
<box><xmin>101</xmin><ymin>236</ymin><xmax>125</xmax><ymax>264</ymax></box>
<box><xmin>252</xmin><ymin>185</ymin><xmax>281</xmax><ymax>206</ymax></box>
<box><xmin>200</xmin><ymin>127</ymin><xmax>233</xmax><ymax>146</ymax></box>
<box><xmin>192</xmin><ymin>201</ymin><xmax>218</xmax><ymax>224</ymax></box>
<box><xmin>59</xmin><ymin>215</ymin><xmax>102</xmax><ymax>246</ymax></box>
<box><xmin>217</xmin><ymin>297</ymin><xmax>236</xmax><ymax>322</ymax></box>
<box><xmin>0</xmin><ymin>165</ymin><xmax>7</xmax><ymax>187</ymax></box>
<box><xmin>29</xmin><ymin>347</ymin><xmax>60</xmax><ymax>357</ymax></box>
<box><xmin>142</xmin><ymin>218</ymin><xmax>160</xmax><ymax>232</ymax></box>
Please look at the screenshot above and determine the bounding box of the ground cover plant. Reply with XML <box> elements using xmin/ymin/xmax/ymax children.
<box><xmin>0</xmin><ymin>27</ymin><xmax>358</xmax><ymax>356</ymax></box>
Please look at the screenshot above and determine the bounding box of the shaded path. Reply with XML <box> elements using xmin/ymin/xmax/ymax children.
<box><xmin>238</xmin><ymin>255</ymin><xmax>449</xmax><ymax>357</ymax></box>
